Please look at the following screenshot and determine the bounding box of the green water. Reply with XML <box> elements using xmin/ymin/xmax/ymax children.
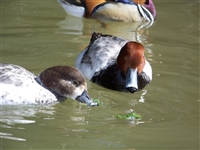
<box><xmin>0</xmin><ymin>0</ymin><xmax>199</xmax><ymax>149</ymax></box>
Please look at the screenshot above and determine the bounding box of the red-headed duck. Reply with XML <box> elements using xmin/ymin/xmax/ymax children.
<box><xmin>75</xmin><ymin>32</ymin><xmax>152</xmax><ymax>93</ymax></box>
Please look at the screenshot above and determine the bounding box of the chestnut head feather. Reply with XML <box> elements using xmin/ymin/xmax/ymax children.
<box><xmin>117</xmin><ymin>41</ymin><xmax>145</xmax><ymax>75</ymax></box>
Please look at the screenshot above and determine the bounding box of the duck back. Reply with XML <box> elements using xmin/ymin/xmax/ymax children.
<box><xmin>75</xmin><ymin>33</ymin><xmax>128</xmax><ymax>80</ymax></box>
<box><xmin>0</xmin><ymin>63</ymin><xmax>57</xmax><ymax>104</ymax></box>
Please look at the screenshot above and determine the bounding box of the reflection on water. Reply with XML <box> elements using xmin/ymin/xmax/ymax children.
<box><xmin>138</xmin><ymin>89</ymin><xmax>147</xmax><ymax>103</ymax></box>
<box><xmin>0</xmin><ymin>132</ymin><xmax>26</xmax><ymax>142</ymax></box>
<box><xmin>56</xmin><ymin>15</ymin><xmax>84</xmax><ymax>35</ymax></box>
<box><xmin>56</xmin><ymin>13</ymin><xmax>155</xmax><ymax>42</ymax></box>
<box><xmin>0</xmin><ymin>104</ymin><xmax>55</xmax><ymax>142</ymax></box>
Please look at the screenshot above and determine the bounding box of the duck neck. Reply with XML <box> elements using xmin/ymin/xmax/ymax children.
<box><xmin>35</xmin><ymin>76</ymin><xmax>66</xmax><ymax>102</ymax></box>
<box><xmin>91</xmin><ymin>63</ymin><xmax>127</xmax><ymax>91</ymax></box>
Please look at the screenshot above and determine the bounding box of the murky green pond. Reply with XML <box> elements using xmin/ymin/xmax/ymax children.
<box><xmin>0</xmin><ymin>0</ymin><xmax>199</xmax><ymax>149</ymax></box>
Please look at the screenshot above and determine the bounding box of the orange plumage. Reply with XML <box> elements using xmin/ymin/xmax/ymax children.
<box><xmin>133</xmin><ymin>0</ymin><xmax>146</xmax><ymax>5</ymax></box>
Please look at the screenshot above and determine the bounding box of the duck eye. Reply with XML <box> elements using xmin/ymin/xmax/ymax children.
<box><xmin>73</xmin><ymin>81</ymin><xmax>79</xmax><ymax>87</ymax></box>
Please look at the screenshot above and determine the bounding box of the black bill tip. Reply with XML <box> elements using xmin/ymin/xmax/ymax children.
<box><xmin>126</xmin><ymin>87</ymin><xmax>138</xmax><ymax>93</ymax></box>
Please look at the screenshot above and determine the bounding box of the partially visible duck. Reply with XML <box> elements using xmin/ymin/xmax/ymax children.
<box><xmin>57</xmin><ymin>0</ymin><xmax>86</xmax><ymax>18</ymax></box>
<box><xmin>92</xmin><ymin>0</ymin><xmax>156</xmax><ymax>22</ymax></box>
<box><xmin>75</xmin><ymin>32</ymin><xmax>152</xmax><ymax>93</ymax></box>
<box><xmin>0</xmin><ymin>63</ymin><xmax>98</xmax><ymax>106</ymax></box>
<box><xmin>57</xmin><ymin>0</ymin><xmax>106</xmax><ymax>18</ymax></box>
<box><xmin>58</xmin><ymin>0</ymin><xmax>156</xmax><ymax>22</ymax></box>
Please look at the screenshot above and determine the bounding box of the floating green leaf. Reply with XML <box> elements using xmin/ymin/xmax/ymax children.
<box><xmin>92</xmin><ymin>98</ymin><xmax>101</xmax><ymax>105</ymax></box>
<box><xmin>115</xmin><ymin>112</ymin><xmax>142</xmax><ymax>120</ymax></box>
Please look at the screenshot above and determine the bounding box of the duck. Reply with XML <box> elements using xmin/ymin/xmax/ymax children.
<box><xmin>0</xmin><ymin>63</ymin><xmax>98</xmax><ymax>106</ymax></box>
<box><xmin>58</xmin><ymin>0</ymin><xmax>156</xmax><ymax>22</ymax></box>
<box><xmin>75</xmin><ymin>32</ymin><xmax>152</xmax><ymax>93</ymax></box>
<box><xmin>57</xmin><ymin>0</ymin><xmax>106</xmax><ymax>18</ymax></box>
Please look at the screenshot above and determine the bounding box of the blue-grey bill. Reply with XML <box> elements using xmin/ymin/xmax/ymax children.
<box><xmin>76</xmin><ymin>90</ymin><xmax>98</xmax><ymax>106</ymax></box>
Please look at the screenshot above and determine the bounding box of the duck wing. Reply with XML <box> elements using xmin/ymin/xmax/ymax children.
<box><xmin>0</xmin><ymin>63</ymin><xmax>36</xmax><ymax>85</ymax></box>
<box><xmin>76</xmin><ymin>32</ymin><xmax>128</xmax><ymax>80</ymax></box>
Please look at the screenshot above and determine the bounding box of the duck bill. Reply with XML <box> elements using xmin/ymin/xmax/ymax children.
<box><xmin>75</xmin><ymin>90</ymin><xmax>98</xmax><ymax>106</ymax></box>
<box><xmin>126</xmin><ymin>68</ymin><xmax>138</xmax><ymax>93</ymax></box>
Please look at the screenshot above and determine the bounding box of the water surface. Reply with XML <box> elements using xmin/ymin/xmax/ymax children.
<box><xmin>0</xmin><ymin>0</ymin><xmax>199</xmax><ymax>149</ymax></box>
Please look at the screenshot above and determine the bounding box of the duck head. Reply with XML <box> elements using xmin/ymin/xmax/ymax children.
<box><xmin>117</xmin><ymin>42</ymin><xmax>146</xmax><ymax>93</ymax></box>
<box><xmin>134</xmin><ymin>0</ymin><xmax>156</xmax><ymax>19</ymax></box>
<box><xmin>142</xmin><ymin>0</ymin><xmax>156</xmax><ymax>19</ymax></box>
<box><xmin>37</xmin><ymin>66</ymin><xmax>97</xmax><ymax>106</ymax></box>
